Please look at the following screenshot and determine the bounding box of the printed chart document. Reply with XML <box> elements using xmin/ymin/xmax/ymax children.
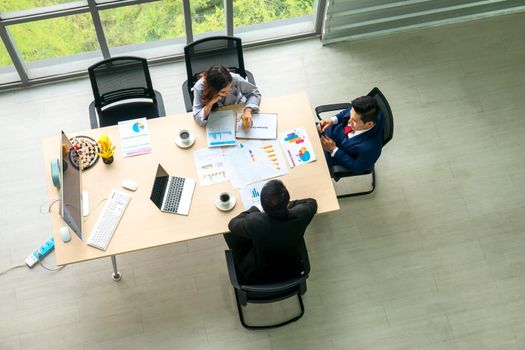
<box><xmin>193</xmin><ymin>148</ymin><xmax>229</xmax><ymax>186</ymax></box>
<box><xmin>239</xmin><ymin>181</ymin><xmax>265</xmax><ymax>211</ymax></box>
<box><xmin>224</xmin><ymin>140</ymin><xmax>288</xmax><ymax>188</ymax></box>
<box><xmin>118</xmin><ymin>117</ymin><xmax>152</xmax><ymax>157</ymax></box>
<box><xmin>235</xmin><ymin>113</ymin><xmax>278</xmax><ymax>140</ymax></box>
<box><xmin>206</xmin><ymin>111</ymin><xmax>236</xmax><ymax>147</ymax></box>
<box><xmin>279</xmin><ymin>127</ymin><xmax>317</xmax><ymax>167</ymax></box>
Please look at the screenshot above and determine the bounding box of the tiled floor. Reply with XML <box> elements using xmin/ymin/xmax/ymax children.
<box><xmin>1</xmin><ymin>12</ymin><xmax>525</xmax><ymax>350</ymax></box>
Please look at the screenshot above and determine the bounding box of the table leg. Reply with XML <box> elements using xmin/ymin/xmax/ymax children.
<box><xmin>111</xmin><ymin>255</ymin><xmax>122</xmax><ymax>282</ymax></box>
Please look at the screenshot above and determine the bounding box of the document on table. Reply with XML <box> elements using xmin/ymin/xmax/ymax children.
<box><xmin>279</xmin><ymin>126</ymin><xmax>317</xmax><ymax>167</ymax></box>
<box><xmin>206</xmin><ymin>111</ymin><xmax>236</xmax><ymax>147</ymax></box>
<box><xmin>224</xmin><ymin>140</ymin><xmax>288</xmax><ymax>188</ymax></box>
<box><xmin>239</xmin><ymin>181</ymin><xmax>265</xmax><ymax>211</ymax></box>
<box><xmin>118</xmin><ymin>117</ymin><xmax>152</xmax><ymax>157</ymax></box>
<box><xmin>235</xmin><ymin>113</ymin><xmax>278</xmax><ymax>140</ymax></box>
<box><xmin>193</xmin><ymin>148</ymin><xmax>229</xmax><ymax>186</ymax></box>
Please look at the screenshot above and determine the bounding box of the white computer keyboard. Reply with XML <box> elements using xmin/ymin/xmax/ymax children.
<box><xmin>87</xmin><ymin>190</ymin><xmax>131</xmax><ymax>251</ymax></box>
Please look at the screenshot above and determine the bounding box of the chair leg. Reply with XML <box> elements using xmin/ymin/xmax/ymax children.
<box><xmin>336</xmin><ymin>169</ymin><xmax>376</xmax><ymax>198</ymax></box>
<box><xmin>234</xmin><ymin>289</ymin><xmax>306</xmax><ymax>330</ymax></box>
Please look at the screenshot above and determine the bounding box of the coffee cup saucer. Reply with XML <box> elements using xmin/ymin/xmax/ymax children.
<box><xmin>175</xmin><ymin>133</ymin><xmax>195</xmax><ymax>149</ymax></box>
<box><xmin>216</xmin><ymin>196</ymin><xmax>236</xmax><ymax>212</ymax></box>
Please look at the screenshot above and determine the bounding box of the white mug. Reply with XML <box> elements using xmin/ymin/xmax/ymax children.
<box><xmin>179</xmin><ymin>129</ymin><xmax>191</xmax><ymax>145</ymax></box>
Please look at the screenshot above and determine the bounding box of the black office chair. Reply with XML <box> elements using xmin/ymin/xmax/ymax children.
<box><xmin>88</xmin><ymin>56</ymin><xmax>166</xmax><ymax>129</ymax></box>
<box><xmin>224</xmin><ymin>240</ymin><xmax>310</xmax><ymax>329</ymax></box>
<box><xmin>182</xmin><ymin>36</ymin><xmax>256</xmax><ymax>112</ymax></box>
<box><xmin>315</xmin><ymin>87</ymin><xmax>394</xmax><ymax>198</ymax></box>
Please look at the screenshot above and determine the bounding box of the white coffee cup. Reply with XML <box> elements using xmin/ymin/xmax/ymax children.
<box><xmin>218</xmin><ymin>192</ymin><xmax>231</xmax><ymax>207</ymax></box>
<box><xmin>179</xmin><ymin>129</ymin><xmax>191</xmax><ymax>145</ymax></box>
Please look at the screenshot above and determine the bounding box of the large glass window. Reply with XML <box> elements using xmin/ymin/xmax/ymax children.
<box><xmin>233</xmin><ymin>0</ymin><xmax>317</xmax><ymax>42</ymax></box>
<box><xmin>0</xmin><ymin>42</ymin><xmax>20</xmax><ymax>83</ymax></box>
<box><xmin>1</xmin><ymin>0</ymin><xmax>85</xmax><ymax>13</ymax></box>
<box><xmin>8</xmin><ymin>13</ymin><xmax>102</xmax><ymax>78</ymax></box>
<box><xmin>192</xmin><ymin>0</ymin><xmax>225</xmax><ymax>37</ymax></box>
<box><xmin>0</xmin><ymin>42</ymin><xmax>12</xmax><ymax>67</ymax></box>
<box><xmin>100</xmin><ymin>0</ymin><xmax>186</xmax><ymax>58</ymax></box>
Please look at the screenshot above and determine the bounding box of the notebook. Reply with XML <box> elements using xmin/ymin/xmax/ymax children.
<box><xmin>149</xmin><ymin>164</ymin><xmax>196</xmax><ymax>215</ymax></box>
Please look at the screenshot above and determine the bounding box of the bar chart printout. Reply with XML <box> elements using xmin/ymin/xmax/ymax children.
<box><xmin>240</xmin><ymin>181</ymin><xmax>265</xmax><ymax>210</ymax></box>
<box><xmin>206</xmin><ymin>111</ymin><xmax>236</xmax><ymax>147</ymax></box>
<box><xmin>193</xmin><ymin>148</ymin><xmax>229</xmax><ymax>186</ymax></box>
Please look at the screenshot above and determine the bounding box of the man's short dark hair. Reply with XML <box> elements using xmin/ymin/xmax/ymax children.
<box><xmin>260</xmin><ymin>179</ymin><xmax>290</xmax><ymax>218</ymax></box>
<box><xmin>351</xmin><ymin>96</ymin><xmax>378</xmax><ymax>124</ymax></box>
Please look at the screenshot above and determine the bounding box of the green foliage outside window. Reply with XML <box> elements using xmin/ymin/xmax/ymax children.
<box><xmin>0</xmin><ymin>0</ymin><xmax>314</xmax><ymax>67</ymax></box>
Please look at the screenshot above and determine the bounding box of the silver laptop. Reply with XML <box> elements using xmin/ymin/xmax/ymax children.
<box><xmin>149</xmin><ymin>164</ymin><xmax>196</xmax><ymax>215</ymax></box>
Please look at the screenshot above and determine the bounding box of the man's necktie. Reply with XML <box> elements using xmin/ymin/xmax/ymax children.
<box><xmin>343</xmin><ymin>124</ymin><xmax>353</xmax><ymax>136</ymax></box>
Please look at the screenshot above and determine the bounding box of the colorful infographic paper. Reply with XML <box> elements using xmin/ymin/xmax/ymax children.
<box><xmin>118</xmin><ymin>117</ymin><xmax>152</xmax><ymax>157</ymax></box>
<box><xmin>279</xmin><ymin>127</ymin><xmax>317</xmax><ymax>167</ymax></box>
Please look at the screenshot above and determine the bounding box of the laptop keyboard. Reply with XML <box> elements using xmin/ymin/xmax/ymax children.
<box><xmin>164</xmin><ymin>177</ymin><xmax>186</xmax><ymax>213</ymax></box>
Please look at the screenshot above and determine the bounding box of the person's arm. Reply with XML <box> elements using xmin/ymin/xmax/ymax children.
<box><xmin>288</xmin><ymin>198</ymin><xmax>318</xmax><ymax>216</ymax></box>
<box><xmin>227</xmin><ymin>206</ymin><xmax>260</xmax><ymax>239</ymax></box>
<box><xmin>332</xmin><ymin>108</ymin><xmax>350</xmax><ymax>125</ymax></box>
<box><xmin>332</xmin><ymin>146</ymin><xmax>380</xmax><ymax>174</ymax></box>
<box><xmin>237</xmin><ymin>76</ymin><xmax>261</xmax><ymax>113</ymax></box>
<box><xmin>192</xmin><ymin>80</ymin><xmax>208</xmax><ymax>126</ymax></box>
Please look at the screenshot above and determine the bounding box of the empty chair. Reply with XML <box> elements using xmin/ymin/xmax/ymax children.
<box><xmin>315</xmin><ymin>87</ymin><xmax>394</xmax><ymax>198</ymax></box>
<box><xmin>182</xmin><ymin>36</ymin><xmax>255</xmax><ymax>112</ymax></box>
<box><xmin>88</xmin><ymin>56</ymin><xmax>166</xmax><ymax>129</ymax></box>
<box><xmin>224</xmin><ymin>239</ymin><xmax>310</xmax><ymax>329</ymax></box>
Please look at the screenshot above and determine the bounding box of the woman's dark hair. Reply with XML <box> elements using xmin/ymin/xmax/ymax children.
<box><xmin>201</xmin><ymin>65</ymin><xmax>232</xmax><ymax>106</ymax></box>
<box><xmin>260</xmin><ymin>179</ymin><xmax>290</xmax><ymax>218</ymax></box>
<box><xmin>351</xmin><ymin>96</ymin><xmax>378</xmax><ymax>124</ymax></box>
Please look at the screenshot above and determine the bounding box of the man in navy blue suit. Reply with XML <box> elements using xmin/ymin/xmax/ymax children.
<box><xmin>317</xmin><ymin>96</ymin><xmax>383</xmax><ymax>174</ymax></box>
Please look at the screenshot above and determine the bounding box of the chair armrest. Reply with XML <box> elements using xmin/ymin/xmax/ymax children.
<box><xmin>88</xmin><ymin>100</ymin><xmax>99</xmax><ymax>129</ymax></box>
<box><xmin>224</xmin><ymin>250</ymin><xmax>241</xmax><ymax>289</ymax></box>
<box><xmin>330</xmin><ymin>165</ymin><xmax>374</xmax><ymax>182</ymax></box>
<box><xmin>153</xmin><ymin>90</ymin><xmax>166</xmax><ymax>117</ymax></box>
<box><xmin>298</xmin><ymin>239</ymin><xmax>310</xmax><ymax>275</ymax></box>
<box><xmin>245</xmin><ymin>70</ymin><xmax>256</xmax><ymax>86</ymax></box>
<box><xmin>182</xmin><ymin>80</ymin><xmax>193</xmax><ymax>113</ymax></box>
<box><xmin>315</xmin><ymin>103</ymin><xmax>351</xmax><ymax>121</ymax></box>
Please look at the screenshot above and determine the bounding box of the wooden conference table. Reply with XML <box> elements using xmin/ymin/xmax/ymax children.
<box><xmin>42</xmin><ymin>92</ymin><xmax>340</xmax><ymax>280</ymax></box>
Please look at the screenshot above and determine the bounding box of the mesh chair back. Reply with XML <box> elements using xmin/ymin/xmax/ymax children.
<box><xmin>88</xmin><ymin>56</ymin><xmax>156</xmax><ymax>110</ymax></box>
<box><xmin>184</xmin><ymin>36</ymin><xmax>247</xmax><ymax>89</ymax></box>
<box><xmin>368</xmin><ymin>87</ymin><xmax>394</xmax><ymax>146</ymax></box>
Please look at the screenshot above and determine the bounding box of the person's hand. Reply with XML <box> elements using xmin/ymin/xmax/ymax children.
<box><xmin>210</xmin><ymin>94</ymin><xmax>222</xmax><ymax>105</ymax></box>
<box><xmin>318</xmin><ymin>119</ymin><xmax>333</xmax><ymax>133</ymax></box>
<box><xmin>320</xmin><ymin>134</ymin><xmax>336</xmax><ymax>153</ymax></box>
<box><xmin>241</xmin><ymin>108</ymin><xmax>253</xmax><ymax>129</ymax></box>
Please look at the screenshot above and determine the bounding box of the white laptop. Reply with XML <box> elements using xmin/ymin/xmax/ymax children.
<box><xmin>149</xmin><ymin>164</ymin><xmax>196</xmax><ymax>215</ymax></box>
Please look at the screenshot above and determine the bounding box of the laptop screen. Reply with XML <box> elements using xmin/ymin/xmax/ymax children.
<box><xmin>150</xmin><ymin>164</ymin><xmax>169</xmax><ymax>209</ymax></box>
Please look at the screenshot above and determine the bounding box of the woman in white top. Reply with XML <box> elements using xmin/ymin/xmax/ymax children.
<box><xmin>192</xmin><ymin>65</ymin><xmax>261</xmax><ymax>128</ymax></box>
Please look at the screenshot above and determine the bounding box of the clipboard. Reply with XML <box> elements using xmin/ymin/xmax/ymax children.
<box><xmin>235</xmin><ymin>113</ymin><xmax>278</xmax><ymax>140</ymax></box>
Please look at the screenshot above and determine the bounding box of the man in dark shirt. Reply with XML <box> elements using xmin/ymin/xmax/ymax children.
<box><xmin>225</xmin><ymin>180</ymin><xmax>317</xmax><ymax>284</ymax></box>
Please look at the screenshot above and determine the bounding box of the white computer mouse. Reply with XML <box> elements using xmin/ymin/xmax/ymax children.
<box><xmin>59</xmin><ymin>226</ymin><xmax>71</xmax><ymax>243</ymax></box>
<box><xmin>121</xmin><ymin>180</ymin><xmax>138</xmax><ymax>191</ymax></box>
